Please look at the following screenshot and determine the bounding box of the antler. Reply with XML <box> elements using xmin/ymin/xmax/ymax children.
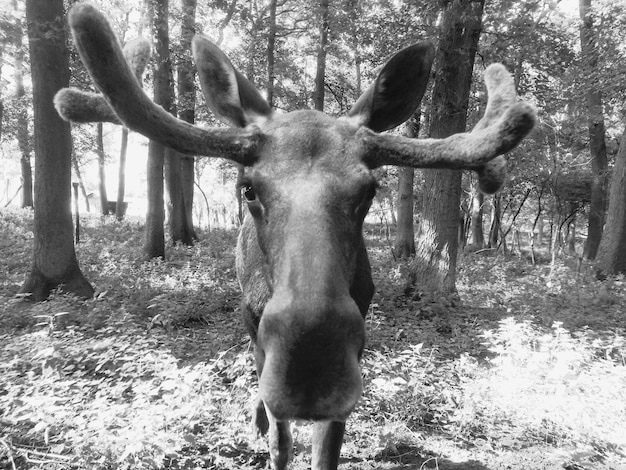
<box><xmin>362</xmin><ymin>64</ymin><xmax>536</xmax><ymax>193</ymax></box>
<box><xmin>54</xmin><ymin>3</ymin><xmax>262</xmax><ymax>165</ymax></box>
<box><xmin>54</xmin><ymin>36</ymin><xmax>152</xmax><ymax>125</ymax></box>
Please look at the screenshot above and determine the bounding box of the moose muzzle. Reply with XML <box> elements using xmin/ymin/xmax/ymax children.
<box><xmin>256</xmin><ymin>292</ymin><xmax>365</xmax><ymax>422</ymax></box>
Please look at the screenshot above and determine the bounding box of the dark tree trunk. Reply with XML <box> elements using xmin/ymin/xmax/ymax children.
<box><xmin>177</xmin><ymin>0</ymin><xmax>198</xmax><ymax>241</ymax></box>
<box><xmin>145</xmin><ymin>0</ymin><xmax>169</xmax><ymax>258</ymax></box>
<box><xmin>313</xmin><ymin>0</ymin><xmax>329</xmax><ymax>111</ymax></box>
<box><xmin>413</xmin><ymin>0</ymin><xmax>485</xmax><ymax>293</ymax></box>
<box><xmin>394</xmin><ymin>112</ymin><xmax>420</xmax><ymax>259</ymax></box>
<box><xmin>20</xmin><ymin>0</ymin><xmax>93</xmax><ymax>301</ymax></box>
<box><xmin>96</xmin><ymin>122</ymin><xmax>109</xmax><ymax>215</ymax></box>
<box><xmin>596</xmin><ymin>123</ymin><xmax>626</xmax><ymax>275</ymax></box>
<box><xmin>266</xmin><ymin>0</ymin><xmax>278</xmax><ymax>107</ymax></box>
<box><xmin>579</xmin><ymin>0</ymin><xmax>608</xmax><ymax>260</ymax></box>
<box><xmin>346</xmin><ymin>0</ymin><xmax>362</xmax><ymax>97</ymax></box>
<box><xmin>14</xmin><ymin>19</ymin><xmax>33</xmax><ymax>208</ymax></box>
<box><xmin>489</xmin><ymin>194</ymin><xmax>501</xmax><ymax>248</ymax></box>
<box><xmin>164</xmin><ymin>0</ymin><xmax>194</xmax><ymax>247</ymax></box>
<box><xmin>395</xmin><ymin>168</ymin><xmax>415</xmax><ymax>258</ymax></box>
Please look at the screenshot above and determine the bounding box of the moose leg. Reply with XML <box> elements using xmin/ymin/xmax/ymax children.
<box><xmin>265</xmin><ymin>405</ymin><xmax>293</xmax><ymax>470</ymax></box>
<box><xmin>311</xmin><ymin>421</ymin><xmax>345</xmax><ymax>470</ymax></box>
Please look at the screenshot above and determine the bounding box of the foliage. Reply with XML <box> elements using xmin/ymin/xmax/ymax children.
<box><xmin>1</xmin><ymin>209</ymin><xmax>625</xmax><ymax>470</ymax></box>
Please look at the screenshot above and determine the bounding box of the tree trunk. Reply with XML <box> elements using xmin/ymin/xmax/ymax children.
<box><xmin>395</xmin><ymin>168</ymin><xmax>415</xmax><ymax>258</ymax></box>
<box><xmin>313</xmin><ymin>0</ymin><xmax>330</xmax><ymax>111</ymax></box>
<box><xmin>20</xmin><ymin>0</ymin><xmax>93</xmax><ymax>301</ymax></box>
<box><xmin>596</xmin><ymin>124</ymin><xmax>626</xmax><ymax>275</ymax></box>
<box><xmin>145</xmin><ymin>0</ymin><xmax>168</xmax><ymax>258</ymax></box>
<box><xmin>177</xmin><ymin>0</ymin><xmax>198</xmax><ymax>240</ymax></box>
<box><xmin>116</xmin><ymin>127</ymin><xmax>128</xmax><ymax>220</ymax></box>
<box><xmin>14</xmin><ymin>19</ymin><xmax>33</xmax><ymax>208</ymax></box>
<box><xmin>579</xmin><ymin>0</ymin><xmax>608</xmax><ymax>260</ymax></box>
<box><xmin>346</xmin><ymin>0</ymin><xmax>362</xmax><ymax>98</ymax></box>
<box><xmin>489</xmin><ymin>194</ymin><xmax>501</xmax><ymax>248</ymax></box>
<box><xmin>412</xmin><ymin>0</ymin><xmax>485</xmax><ymax>293</ymax></box>
<box><xmin>470</xmin><ymin>190</ymin><xmax>484</xmax><ymax>247</ymax></box>
<box><xmin>266</xmin><ymin>0</ymin><xmax>278</xmax><ymax>107</ymax></box>
<box><xmin>71</xmin><ymin>148</ymin><xmax>90</xmax><ymax>212</ymax></box>
<box><xmin>394</xmin><ymin>112</ymin><xmax>420</xmax><ymax>259</ymax></box>
<box><xmin>96</xmin><ymin>122</ymin><xmax>109</xmax><ymax>215</ymax></box>
<box><xmin>160</xmin><ymin>2</ymin><xmax>193</xmax><ymax>247</ymax></box>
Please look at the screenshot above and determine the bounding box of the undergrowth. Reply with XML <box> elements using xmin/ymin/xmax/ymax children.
<box><xmin>1</xmin><ymin>208</ymin><xmax>625</xmax><ymax>470</ymax></box>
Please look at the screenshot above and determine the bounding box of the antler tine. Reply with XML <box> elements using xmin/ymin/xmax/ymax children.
<box><xmin>54</xmin><ymin>36</ymin><xmax>151</xmax><ymax>125</ymax></box>
<box><xmin>55</xmin><ymin>89</ymin><xmax>122</xmax><ymax>124</ymax></box>
<box><xmin>58</xmin><ymin>3</ymin><xmax>262</xmax><ymax>164</ymax></box>
<box><xmin>362</xmin><ymin>64</ymin><xmax>536</xmax><ymax>194</ymax></box>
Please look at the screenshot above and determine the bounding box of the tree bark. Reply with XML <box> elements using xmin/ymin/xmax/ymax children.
<box><xmin>116</xmin><ymin>127</ymin><xmax>128</xmax><ymax>220</ymax></box>
<box><xmin>596</xmin><ymin>124</ymin><xmax>626</xmax><ymax>275</ymax></box>
<box><xmin>14</xmin><ymin>19</ymin><xmax>33</xmax><ymax>208</ymax></box>
<box><xmin>313</xmin><ymin>0</ymin><xmax>330</xmax><ymax>111</ymax></box>
<box><xmin>412</xmin><ymin>0</ymin><xmax>485</xmax><ymax>293</ymax></box>
<box><xmin>71</xmin><ymin>147</ymin><xmax>90</xmax><ymax>213</ymax></box>
<box><xmin>96</xmin><ymin>122</ymin><xmax>109</xmax><ymax>215</ymax></box>
<box><xmin>163</xmin><ymin>0</ymin><xmax>195</xmax><ymax>246</ymax></box>
<box><xmin>579</xmin><ymin>0</ymin><xmax>608</xmax><ymax>260</ymax></box>
<box><xmin>394</xmin><ymin>112</ymin><xmax>420</xmax><ymax>259</ymax></box>
<box><xmin>470</xmin><ymin>190</ymin><xmax>484</xmax><ymax>247</ymax></box>
<box><xmin>489</xmin><ymin>194</ymin><xmax>501</xmax><ymax>249</ymax></box>
<box><xmin>20</xmin><ymin>0</ymin><xmax>93</xmax><ymax>301</ymax></box>
<box><xmin>395</xmin><ymin>168</ymin><xmax>415</xmax><ymax>258</ymax></box>
<box><xmin>145</xmin><ymin>0</ymin><xmax>168</xmax><ymax>258</ymax></box>
<box><xmin>266</xmin><ymin>0</ymin><xmax>278</xmax><ymax>107</ymax></box>
<box><xmin>177</xmin><ymin>0</ymin><xmax>198</xmax><ymax>240</ymax></box>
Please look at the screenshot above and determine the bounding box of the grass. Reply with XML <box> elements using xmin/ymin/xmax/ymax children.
<box><xmin>0</xmin><ymin>207</ymin><xmax>625</xmax><ymax>469</ymax></box>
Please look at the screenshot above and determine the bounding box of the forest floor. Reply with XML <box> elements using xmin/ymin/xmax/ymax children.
<box><xmin>0</xmin><ymin>207</ymin><xmax>625</xmax><ymax>470</ymax></box>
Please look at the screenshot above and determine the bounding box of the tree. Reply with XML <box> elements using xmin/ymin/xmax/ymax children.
<box><xmin>177</xmin><ymin>0</ymin><xmax>198</xmax><ymax>240</ymax></box>
<box><xmin>96</xmin><ymin>122</ymin><xmax>109</xmax><ymax>215</ymax></box>
<box><xmin>13</xmin><ymin>18</ymin><xmax>33</xmax><ymax>208</ymax></box>
<box><xmin>313</xmin><ymin>0</ymin><xmax>329</xmax><ymax>111</ymax></box>
<box><xmin>145</xmin><ymin>0</ymin><xmax>169</xmax><ymax>258</ymax></box>
<box><xmin>163</xmin><ymin>0</ymin><xmax>195</xmax><ymax>246</ymax></box>
<box><xmin>394</xmin><ymin>112</ymin><xmax>420</xmax><ymax>259</ymax></box>
<box><xmin>469</xmin><ymin>189</ymin><xmax>484</xmax><ymax>247</ymax></box>
<box><xmin>412</xmin><ymin>0</ymin><xmax>485</xmax><ymax>293</ymax></box>
<box><xmin>579</xmin><ymin>0</ymin><xmax>608</xmax><ymax>260</ymax></box>
<box><xmin>266</xmin><ymin>0</ymin><xmax>278</xmax><ymax>107</ymax></box>
<box><xmin>20</xmin><ymin>0</ymin><xmax>93</xmax><ymax>301</ymax></box>
<box><xmin>596</xmin><ymin>123</ymin><xmax>626</xmax><ymax>275</ymax></box>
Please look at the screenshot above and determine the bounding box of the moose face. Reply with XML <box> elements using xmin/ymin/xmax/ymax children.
<box><xmin>55</xmin><ymin>4</ymin><xmax>536</xmax><ymax>469</ymax></box>
<box><xmin>238</xmin><ymin>111</ymin><xmax>376</xmax><ymax>422</ymax></box>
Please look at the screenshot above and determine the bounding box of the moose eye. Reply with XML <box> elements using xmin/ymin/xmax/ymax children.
<box><xmin>243</xmin><ymin>185</ymin><xmax>256</xmax><ymax>202</ymax></box>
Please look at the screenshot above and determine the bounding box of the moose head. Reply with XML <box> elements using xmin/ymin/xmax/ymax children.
<box><xmin>55</xmin><ymin>4</ymin><xmax>536</xmax><ymax>469</ymax></box>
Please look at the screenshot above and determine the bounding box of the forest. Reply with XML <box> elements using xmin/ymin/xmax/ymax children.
<box><xmin>1</xmin><ymin>0</ymin><xmax>625</xmax><ymax>469</ymax></box>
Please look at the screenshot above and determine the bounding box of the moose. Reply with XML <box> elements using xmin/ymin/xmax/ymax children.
<box><xmin>55</xmin><ymin>4</ymin><xmax>536</xmax><ymax>470</ymax></box>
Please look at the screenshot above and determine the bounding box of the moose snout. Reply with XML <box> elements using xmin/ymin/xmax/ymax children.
<box><xmin>256</xmin><ymin>294</ymin><xmax>365</xmax><ymax>422</ymax></box>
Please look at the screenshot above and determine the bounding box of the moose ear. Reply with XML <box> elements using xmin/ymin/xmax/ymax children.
<box><xmin>348</xmin><ymin>42</ymin><xmax>435</xmax><ymax>133</ymax></box>
<box><xmin>192</xmin><ymin>36</ymin><xmax>272</xmax><ymax>127</ymax></box>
